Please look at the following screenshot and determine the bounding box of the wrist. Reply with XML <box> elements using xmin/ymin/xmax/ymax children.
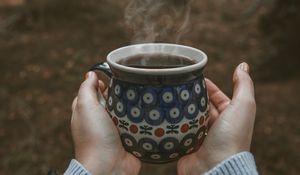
<box><xmin>112</xmin><ymin>152</ymin><xmax>141</xmax><ymax>175</ymax></box>
<box><xmin>76</xmin><ymin>148</ymin><xmax>140</xmax><ymax>175</ymax></box>
<box><xmin>182</xmin><ymin>146</ymin><xmax>240</xmax><ymax>175</ymax></box>
<box><xmin>75</xmin><ymin>148</ymin><xmax>113</xmax><ymax>175</ymax></box>
<box><xmin>76</xmin><ymin>155</ymin><xmax>106</xmax><ymax>175</ymax></box>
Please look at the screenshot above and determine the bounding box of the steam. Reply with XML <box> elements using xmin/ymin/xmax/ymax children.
<box><xmin>125</xmin><ymin>0</ymin><xmax>193</xmax><ymax>43</ymax></box>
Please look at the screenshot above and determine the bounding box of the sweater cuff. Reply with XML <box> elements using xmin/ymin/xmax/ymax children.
<box><xmin>204</xmin><ymin>152</ymin><xmax>258</xmax><ymax>175</ymax></box>
<box><xmin>64</xmin><ymin>159</ymin><xmax>91</xmax><ymax>175</ymax></box>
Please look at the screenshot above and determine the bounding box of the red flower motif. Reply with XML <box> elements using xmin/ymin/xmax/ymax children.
<box><xmin>129</xmin><ymin>124</ymin><xmax>139</xmax><ymax>134</ymax></box>
<box><xmin>180</xmin><ymin>123</ymin><xmax>189</xmax><ymax>133</ymax></box>
<box><xmin>154</xmin><ymin>128</ymin><xmax>165</xmax><ymax>137</ymax></box>
<box><xmin>199</xmin><ymin>115</ymin><xmax>205</xmax><ymax>125</ymax></box>
<box><xmin>112</xmin><ymin>116</ymin><xmax>118</xmax><ymax>126</ymax></box>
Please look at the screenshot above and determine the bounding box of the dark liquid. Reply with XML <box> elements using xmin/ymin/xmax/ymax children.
<box><xmin>117</xmin><ymin>53</ymin><xmax>196</xmax><ymax>69</ymax></box>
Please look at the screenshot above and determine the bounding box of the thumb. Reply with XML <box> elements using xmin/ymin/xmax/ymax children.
<box><xmin>231</xmin><ymin>62</ymin><xmax>255</xmax><ymax>106</ymax></box>
<box><xmin>77</xmin><ymin>71</ymin><xmax>100</xmax><ymax>106</ymax></box>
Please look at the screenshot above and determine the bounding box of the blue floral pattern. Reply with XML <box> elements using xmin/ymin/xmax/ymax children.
<box><xmin>144</xmin><ymin>107</ymin><xmax>164</xmax><ymax>126</ymax></box>
<box><xmin>159</xmin><ymin>137</ymin><xmax>179</xmax><ymax>153</ymax></box>
<box><xmin>107</xmin><ymin>77</ymin><xmax>206</xmax><ymax>124</ymax></box>
<box><xmin>106</xmin><ymin>76</ymin><xmax>209</xmax><ymax>163</ymax></box>
<box><xmin>127</xmin><ymin>104</ymin><xmax>144</xmax><ymax>123</ymax></box>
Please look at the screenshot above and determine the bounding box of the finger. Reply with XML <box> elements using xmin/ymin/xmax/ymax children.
<box><xmin>98</xmin><ymin>80</ymin><xmax>109</xmax><ymax>100</ymax></box>
<box><xmin>205</xmin><ymin>78</ymin><xmax>230</xmax><ymax>113</ymax></box>
<box><xmin>72</xmin><ymin>96</ymin><xmax>78</xmax><ymax>111</ymax></box>
<box><xmin>98</xmin><ymin>80</ymin><xmax>106</xmax><ymax>92</ymax></box>
<box><xmin>231</xmin><ymin>63</ymin><xmax>255</xmax><ymax>106</ymax></box>
<box><xmin>77</xmin><ymin>71</ymin><xmax>99</xmax><ymax>106</ymax></box>
<box><xmin>103</xmin><ymin>88</ymin><xmax>108</xmax><ymax>99</ymax></box>
<box><xmin>225</xmin><ymin>62</ymin><xmax>256</xmax><ymax>146</ymax></box>
<box><xmin>208</xmin><ymin>102</ymin><xmax>219</xmax><ymax>128</ymax></box>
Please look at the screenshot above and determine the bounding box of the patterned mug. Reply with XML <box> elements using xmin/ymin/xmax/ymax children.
<box><xmin>90</xmin><ymin>43</ymin><xmax>209</xmax><ymax>163</ymax></box>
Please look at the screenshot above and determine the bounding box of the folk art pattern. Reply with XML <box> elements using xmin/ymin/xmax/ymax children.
<box><xmin>106</xmin><ymin>77</ymin><xmax>209</xmax><ymax>163</ymax></box>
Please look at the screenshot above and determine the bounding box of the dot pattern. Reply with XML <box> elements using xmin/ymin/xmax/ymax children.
<box><xmin>106</xmin><ymin>76</ymin><xmax>209</xmax><ymax>163</ymax></box>
<box><xmin>119</xmin><ymin>132</ymin><xmax>207</xmax><ymax>163</ymax></box>
<box><xmin>107</xmin><ymin>77</ymin><xmax>207</xmax><ymax>125</ymax></box>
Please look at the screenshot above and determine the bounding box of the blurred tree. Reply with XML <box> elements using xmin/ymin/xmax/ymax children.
<box><xmin>256</xmin><ymin>0</ymin><xmax>300</xmax><ymax>80</ymax></box>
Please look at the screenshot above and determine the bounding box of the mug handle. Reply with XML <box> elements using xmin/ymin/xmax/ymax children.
<box><xmin>89</xmin><ymin>62</ymin><xmax>112</xmax><ymax>105</ymax></box>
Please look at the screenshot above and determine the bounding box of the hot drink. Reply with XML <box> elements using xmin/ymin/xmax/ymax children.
<box><xmin>117</xmin><ymin>53</ymin><xmax>196</xmax><ymax>69</ymax></box>
<box><xmin>90</xmin><ymin>43</ymin><xmax>208</xmax><ymax>163</ymax></box>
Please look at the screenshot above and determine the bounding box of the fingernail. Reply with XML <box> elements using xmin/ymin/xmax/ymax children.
<box><xmin>239</xmin><ymin>62</ymin><xmax>249</xmax><ymax>73</ymax></box>
<box><xmin>85</xmin><ymin>71</ymin><xmax>93</xmax><ymax>80</ymax></box>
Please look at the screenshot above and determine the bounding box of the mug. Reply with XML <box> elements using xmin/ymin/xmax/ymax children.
<box><xmin>90</xmin><ymin>43</ymin><xmax>209</xmax><ymax>163</ymax></box>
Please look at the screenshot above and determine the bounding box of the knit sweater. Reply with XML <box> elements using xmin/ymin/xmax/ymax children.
<box><xmin>64</xmin><ymin>152</ymin><xmax>258</xmax><ymax>175</ymax></box>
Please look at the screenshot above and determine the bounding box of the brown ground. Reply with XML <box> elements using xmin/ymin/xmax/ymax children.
<box><xmin>0</xmin><ymin>0</ymin><xmax>299</xmax><ymax>174</ymax></box>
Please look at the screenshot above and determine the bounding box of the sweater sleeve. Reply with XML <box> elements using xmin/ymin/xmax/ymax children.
<box><xmin>204</xmin><ymin>151</ymin><xmax>258</xmax><ymax>175</ymax></box>
<box><xmin>64</xmin><ymin>152</ymin><xmax>257</xmax><ymax>175</ymax></box>
<box><xmin>64</xmin><ymin>159</ymin><xmax>91</xmax><ymax>175</ymax></box>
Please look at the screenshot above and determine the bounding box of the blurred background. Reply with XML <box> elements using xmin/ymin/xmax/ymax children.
<box><xmin>0</xmin><ymin>0</ymin><xmax>299</xmax><ymax>174</ymax></box>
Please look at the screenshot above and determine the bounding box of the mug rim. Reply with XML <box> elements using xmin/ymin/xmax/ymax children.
<box><xmin>107</xmin><ymin>43</ymin><xmax>207</xmax><ymax>75</ymax></box>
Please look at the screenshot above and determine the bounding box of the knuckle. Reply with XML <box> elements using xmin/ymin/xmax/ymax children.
<box><xmin>248</xmin><ymin>99</ymin><xmax>256</xmax><ymax>108</ymax></box>
<box><xmin>79</xmin><ymin>81</ymin><xmax>88</xmax><ymax>91</ymax></box>
<box><xmin>75</xmin><ymin>100</ymin><xmax>85</xmax><ymax>111</ymax></box>
<box><xmin>75</xmin><ymin>97</ymin><xmax>99</xmax><ymax>112</ymax></box>
<box><xmin>75</xmin><ymin>98</ymin><xmax>88</xmax><ymax>111</ymax></box>
<box><xmin>241</xmin><ymin>97</ymin><xmax>256</xmax><ymax>108</ymax></box>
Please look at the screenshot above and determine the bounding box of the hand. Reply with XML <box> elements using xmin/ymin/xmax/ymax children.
<box><xmin>177</xmin><ymin>63</ymin><xmax>256</xmax><ymax>175</ymax></box>
<box><xmin>71</xmin><ymin>72</ymin><xmax>141</xmax><ymax>175</ymax></box>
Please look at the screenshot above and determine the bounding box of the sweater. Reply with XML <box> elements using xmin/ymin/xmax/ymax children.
<box><xmin>64</xmin><ymin>152</ymin><xmax>258</xmax><ymax>175</ymax></box>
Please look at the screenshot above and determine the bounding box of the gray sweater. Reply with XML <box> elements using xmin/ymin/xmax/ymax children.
<box><xmin>64</xmin><ymin>151</ymin><xmax>258</xmax><ymax>175</ymax></box>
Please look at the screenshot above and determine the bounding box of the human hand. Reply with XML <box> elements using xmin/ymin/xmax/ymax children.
<box><xmin>70</xmin><ymin>71</ymin><xmax>141</xmax><ymax>175</ymax></box>
<box><xmin>177</xmin><ymin>63</ymin><xmax>256</xmax><ymax>175</ymax></box>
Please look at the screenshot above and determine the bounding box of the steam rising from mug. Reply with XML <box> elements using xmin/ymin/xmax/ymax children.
<box><xmin>125</xmin><ymin>0</ymin><xmax>193</xmax><ymax>44</ymax></box>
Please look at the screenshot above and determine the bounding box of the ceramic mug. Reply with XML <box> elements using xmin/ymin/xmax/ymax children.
<box><xmin>90</xmin><ymin>43</ymin><xmax>209</xmax><ymax>163</ymax></box>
